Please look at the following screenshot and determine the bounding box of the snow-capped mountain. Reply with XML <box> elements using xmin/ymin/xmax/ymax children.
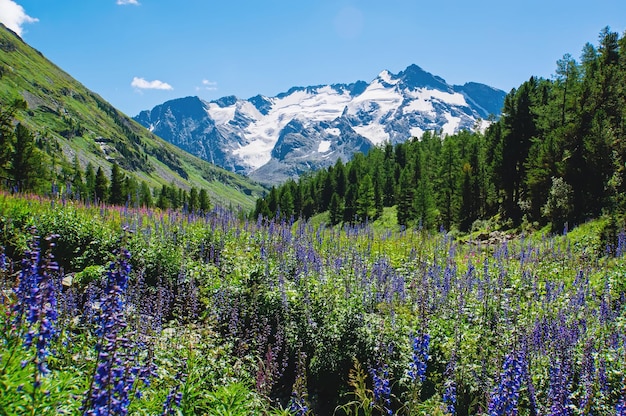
<box><xmin>134</xmin><ymin>64</ymin><xmax>506</xmax><ymax>184</ymax></box>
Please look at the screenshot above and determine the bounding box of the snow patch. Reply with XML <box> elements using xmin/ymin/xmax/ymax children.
<box><xmin>207</xmin><ymin>102</ymin><xmax>237</xmax><ymax>124</ymax></box>
<box><xmin>353</xmin><ymin>124</ymin><xmax>388</xmax><ymax>145</ymax></box>
<box><xmin>429</xmin><ymin>89</ymin><xmax>467</xmax><ymax>106</ymax></box>
<box><xmin>410</xmin><ymin>127</ymin><xmax>424</xmax><ymax>138</ymax></box>
<box><xmin>442</xmin><ymin>113</ymin><xmax>462</xmax><ymax>136</ymax></box>
<box><xmin>318</xmin><ymin>140</ymin><xmax>332</xmax><ymax>153</ymax></box>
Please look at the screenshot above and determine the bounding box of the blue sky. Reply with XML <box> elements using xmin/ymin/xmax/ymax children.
<box><xmin>2</xmin><ymin>0</ymin><xmax>626</xmax><ymax>116</ymax></box>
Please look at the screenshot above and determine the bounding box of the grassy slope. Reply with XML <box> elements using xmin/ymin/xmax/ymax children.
<box><xmin>0</xmin><ymin>24</ymin><xmax>265</xmax><ymax>209</ymax></box>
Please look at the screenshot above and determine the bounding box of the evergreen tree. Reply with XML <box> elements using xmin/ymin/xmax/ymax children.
<box><xmin>438</xmin><ymin>136</ymin><xmax>461</xmax><ymax>230</ymax></box>
<box><xmin>414</xmin><ymin>176</ymin><xmax>437</xmax><ymax>229</ymax></box>
<box><xmin>320</xmin><ymin>169</ymin><xmax>335</xmax><ymax>211</ymax></box>
<box><xmin>95</xmin><ymin>166</ymin><xmax>109</xmax><ymax>202</ymax></box>
<box><xmin>255</xmin><ymin>197</ymin><xmax>271</xmax><ymax>219</ymax></box>
<box><xmin>396</xmin><ymin>167</ymin><xmax>415</xmax><ymax>227</ymax></box>
<box><xmin>109</xmin><ymin>163</ymin><xmax>125</xmax><ymax>205</ymax></box>
<box><xmin>356</xmin><ymin>174</ymin><xmax>375</xmax><ymax>221</ymax></box>
<box><xmin>189</xmin><ymin>187</ymin><xmax>199</xmax><ymax>212</ymax></box>
<box><xmin>85</xmin><ymin>162</ymin><xmax>96</xmax><ymax>201</ymax></box>
<box><xmin>11</xmin><ymin>123</ymin><xmax>44</xmax><ymax>192</ymax></box>
<box><xmin>139</xmin><ymin>181</ymin><xmax>153</xmax><ymax>208</ymax></box>
<box><xmin>199</xmin><ymin>188</ymin><xmax>211</xmax><ymax>212</ymax></box>
<box><xmin>333</xmin><ymin>159</ymin><xmax>347</xmax><ymax>198</ymax></box>
<box><xmin>0</xmin><ymin>99</ymin><xmax>26</xmax><ymax>182</ymax></box>
<box><xmin>328</xmin><ymin>192</ymin><xmax>344</xmax><ymax>225</ymax></box>
<box><xmin>343</xmin><ymin>183</ymin><xmax>359</xmax><ymax>223</ymax></box>
<box><xmin>156</xmin><ymin>184</ymin><xmax>169</xmax><ymax>209</ymax></box>
<box><xmin>124</xmin><ymin>176</ymin><xmax>139</xmax><ymax>207</ymax></box>
<box><xmin>279</xmin><ymin>186</ymin><xmax>295</xmax><ymax>219</ymax></box>
<box><xmin>71</xmin><ymin>155</ymin><xmax>86</xmax><ymax>199</ymax></box>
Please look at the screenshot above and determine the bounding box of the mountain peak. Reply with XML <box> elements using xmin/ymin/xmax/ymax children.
<box><xmin>397</xmin><ymin>64</ymin><xmax>449</xmax><ymax>91</ymax></box>
<box><xmin>135</xmin><ymin>64</ymin><xmax>506</xmax><ymax>184</ymax></box>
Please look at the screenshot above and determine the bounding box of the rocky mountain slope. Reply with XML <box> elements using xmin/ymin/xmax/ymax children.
<box><xmin>0</xmin><ymin>23</ymin><xmax>265</xmax><ymax>208</ymax></box>
<box><xmin>135</xmin><ymin>64</ymin><xmax>506</xmax><ymax>184</ymax></box>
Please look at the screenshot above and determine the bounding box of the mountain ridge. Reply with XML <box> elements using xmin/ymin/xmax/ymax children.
<box><xmin>134</xmin><ymin>64</ymin><xmax>506</xmax><ymax>185</ymax></box>
<box><xmin>0</xmin><ymin>23</ymin><xmax>265</xmax><ymax>208</ymax></box>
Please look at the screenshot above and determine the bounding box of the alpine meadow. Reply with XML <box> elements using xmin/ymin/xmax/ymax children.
<box><xmin>1</xmin><ymin>11</ymin><xmax>626</xmax><ymax>416</ymax></box>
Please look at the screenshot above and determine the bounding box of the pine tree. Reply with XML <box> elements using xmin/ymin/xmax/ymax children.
<box><xmin>199</xmin><ymin>188</ymin><xmax>211</xmax><ymax>212</ymax></box>
<box><xmin>343</xmin><ymin>183</ymin><xmax>358</xmax><ymax>223</ymax></box>
<box><xmin>438</xmin><ymin>136</ymin><xmax>461</xmax><ymax>230</ymax></box>
<box><xmin>189</xmin><ymin>187</ymin><xmax>199</xmax><ymax>212</ymax></box>
<box><xmin>328</xmin><ymin>192</ymin><xmax>343</xmax><ymax>225</ymax></box>
<box><xmin>140</xmin><ymin>181</ymin><xmax>153</xmax><ymax>208</ymax></box>
<box><xmin>396</xmin><ymin>167</ymin><xmax>415</xmax><ymax>227</ymax></box>
<box><xmin>356</xmin><ymin>174</ymin><xmax>375</xmax><ymax>221</ymax></box>
<box><xmin>124</xmin><ymin>176</ymin><xmax>139</xmax><ymax>207</ymax></box>
<box><xmin>0</xmin><ymin>99</ymin><xmax>26</xmax><ymax>182</ymax></box>
<box><xmin>333</xmin><ymin>159</ymin><xmax>347</xmax><ymax>198</ymax></box>
<box><xmin>279</xmin><ymin>187</ymin><xmax>295</xmax><ymax>219</ymax></box>
<box><xmin>71</xmin><ymin>155</ymin><xmax>86</xmax><ymax>199</ymax></box>
<box><xmin>85</xmin><ymin>162</ymin><xmax>96</xmax><ymax>201</ymax></box>
<box><xmin>156</xmin><ymin>184</ymin><xmax>169</xmax><ymax>209</ymax></box>
<box><xmin>11</xmin><ymin>123</ymin><xmax>44</xmax><ymax>192</ymax></box>
<box><xmin>109</xmin><ymin>163</ymin><xmax>125</xmax><ymax>205</ymax></box>
<box><xmin>95</xmin><ymin>166</ymin><xmax>109</xmax><ymax>203</ymax></box>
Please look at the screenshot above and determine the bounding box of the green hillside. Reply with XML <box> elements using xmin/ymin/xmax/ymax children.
<box><xmin>0</xmin><ymin>23</ymin><xmax>265</xmax><ymax>209</ymax></box>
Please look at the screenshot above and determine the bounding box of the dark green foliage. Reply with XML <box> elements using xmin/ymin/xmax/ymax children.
<box><xmin>140</xmin><ymin>181</ymin><xmax>153</xmax><ymax>208</ymax></box>
<box><xmin>95</xmin><ymin>166</ymin><xmax>109</xmax><ymax>202</ymax></box>
<box><xmin>11</xmin><ymin>123</ymin><xmax>45</xmax><ymax>192</ymax></box>
<box><xmin>254</xmin><ymin>27</ymin><xmax>626</xmax><ymax>233</ymax></box>
<box><xmin>189</xmin><ymin>187</ymin><xmax>199</xmax><ymax>212</ymax></box>
<box><xmin>328</xmin><ymin>192</ymin><xmax>343</xmax><ymax>225</ymax></box>
<box><xmin>84</xmin><ymin>162</ymin><xmax>96</xmax><ymax>201</ymax></box>
<box><xmin>109</xmin><ymin>162</ymin><xmax>125</xmax><ymax>205</ymax></box>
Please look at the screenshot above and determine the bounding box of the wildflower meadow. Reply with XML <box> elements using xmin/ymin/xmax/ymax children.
<box><xmin>0</xmin><ymin>192</ymin><xmax>625</xmax><ymax>415</ymax></box>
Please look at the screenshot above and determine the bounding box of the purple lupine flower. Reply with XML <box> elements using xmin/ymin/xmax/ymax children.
<box><xmin>288</xmin><ymin>351</ymin><xmax>309</xmax><ymax>416</ymax></box>
<box><xmin>371</xmin><ymin>364</ymin><xmax>392</xmax><ymax>415</ymax></box>
<box><xmin>442</xmin><ymin>358</ymin><xmax>457</xmax><ymax>415</ymax></box>
<box><xmin>83</xmin><ymin>248</ymin><xmax>154</xmax><ymax>416</ymax></box>
<box><xmin>617</xmin><ymin>397</ymin><xmax>626</xmax><ymax>416</ymax></box>
<box><xmin>161</xmin><ymin>366</ymin><xmax>187</xmax><ymax>415</ymax></box>
<box><xmin>442</xmin><ymin>379</ymin><xmax>457</xmax><ymax>415</ymax></box>
<box><xmin>288</xmin><ymin>392</ymin><xmax>309</xmax><ymax>416</ymax></box>
<box><xmin>13</xmin><ymin>232</ymin><xmax>60</xmax><ymax>378</ymax></box>
<box><xmin>547</xmin><ymin>357</ymin><xmax>572</xmax><ymax>416</ymax></box>
<box><xmin>407</xmin><ymin>333</ymin><xmax>430</xmax><ymax>383</ymax></box>
<box><xmin>488</xmin><ymin>353</ymin><xmax>524</xmax><ymax>416</ymax></box>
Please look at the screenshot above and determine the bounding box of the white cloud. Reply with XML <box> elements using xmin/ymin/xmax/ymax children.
<box><xmin>131</xmin><ymin>77</ymin><xmax>173</xmax><ymax>90</ymax></box>
<box><xmin>0</xmin><ymin>0</ymin><xmax>38</xmax><ymax>37</ymax></box>
<box><xmin>196</xmin><ymin>79</ymin><xmax>218</xmax><ymax>91</ymax></box>
<box><xmin>116</xmin><ymin>0</ymin><xmax>140</xmax><ymax>5</ymax></box>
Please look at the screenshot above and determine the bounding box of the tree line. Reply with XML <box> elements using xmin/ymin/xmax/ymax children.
<box><xmin>254</xmin><ymin>27</ymin><xmax>626</xmax><ymax>232</ymax></box>
<box><xmin>0</xmin><ymin>99</ymin><xmax>211</xmax><ymax>212</ymax></box>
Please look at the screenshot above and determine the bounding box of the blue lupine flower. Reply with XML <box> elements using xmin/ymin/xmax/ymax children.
<box><xmin>407</xmin><ymin>333</ymin><xmax>430</xmax><ymax>383</ymax></box>
<box><xmin>161</xmin><ymin>367</ymin><xmax>187</xmax><ymax>416</ymax></box>
<box><xmin>547</xmin><ymin>357</ymin><xmax>572</xmax><ymax>416</ymax></box>
<box><xmin>287</xmin><ymin>392</ymin><xmax>308</xmax><ymax>416</ymax></box>
<box><xmin>616</xmin><ymin>397</ymin><xmax>626</xmax><ymax>416</ymax></box>
<box><xmin>442</xmin><ymin>379</ymin><xmax>457</xmax><ymax>415</ymax></box>
<box><xmin>13</xmin><ymin>233</ymin><xmax>59</xmax><ymax>377</ymax></box>
<box><xmin>488</xmin><ymin>353</ymin><xmax>524</xmax><ymax>416</ymax></box>
<box><xmin>83</xmin><ymin>248</ymin><xmax>154</xmax><ymax>416</ymax></box>
<box><xmin>371</xmin><ymin>364</ymin><xmax>392</xmax><ymax>415</ymax></box>
<box><xmin>442</xmin><ymin>359</ymin><xmax>457</xmax><ymax>415</ymax></box>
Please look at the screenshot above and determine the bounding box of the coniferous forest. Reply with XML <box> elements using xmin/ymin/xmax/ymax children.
<box><xmin>255</xmin><ymin>27</ymin><xmax>626</xmax><ymax>235</ymax></box>
<box><xmin>1</xmin><ymin>27</ymin><xmax>626</xmax><ymax>416</ymax></box>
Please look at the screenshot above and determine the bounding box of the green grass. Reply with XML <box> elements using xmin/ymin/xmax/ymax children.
<box><xmin>0</xmin><ymin>24</ymin><xmax>266</xmax><ymax>210</ymax></box>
